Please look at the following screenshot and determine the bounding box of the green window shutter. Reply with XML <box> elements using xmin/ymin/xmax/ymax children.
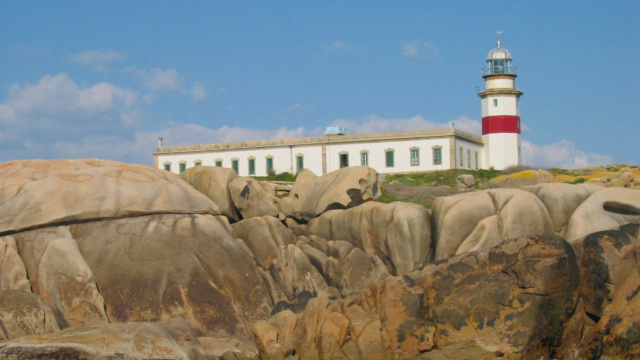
<box><xmin>433</xmin><ymin>148</ymin><xmax>442</xmax><ymax>165</ymax></box>
<box><xmin>385</xmin><ymin>151</ymin><xmax>394</xmax><ymax>167</ymax></box>
<box><xmin>248</xmin><ymin>159</ymin><xmax>255</xmax><ymax>175</ymax></box>
<box><xmin>232</xmin><ymin>160</ymin><xmax>239</xmax><ymax>173</ymax></box>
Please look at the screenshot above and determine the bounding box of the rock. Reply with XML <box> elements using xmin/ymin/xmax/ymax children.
<box><xmin>281</xmin><ymin>167</ymin><xmax>379</xmax><ymax>222</ymax></box>
<box><xmin>229</xmin><ymin>177</ymin><xmax>279</xmax><ymax>219</ymax></box>
<box><xmin>0</xmin><ymin>236</ymin><xmax>30</xmax><ymax>292</ymax></box>
<box><xmin>0</xmin><ymin>159</ymin><xmax>220</xmax><ymax>234</ymax></box>
<box><xmin>455</xmin><ymin>174</ymin><xmax>476</xmax><ymax>189</ymax></box>
<box><xmin>7</xmin><ymin>227</ymin><xmax>108</xmax><ymax>328</ymax></box>
<box><xmin>0</xmin><ymin>319</ymin><xmax>208</xmax><ymax>360</ymax></box>
<box><xmin>488</xmin><ymin>170</ymin><xmax>553</xmax><ymax>189</ymax></box>
<box><xmin>565</xmin><ymin>187</ymin><xmax>640</xmax><ymax>242</ymax></box>
<box><xmin>256</xmin><ymin>234</ymin><xmax>580</xmax><ymax>360</ymax></box>
<box><xmin>0</xmin><ymin>291</ymin><xmax>60</xmax><ymax>340</ymax></box>
<box><xmin>307</xmin><ymin>201</ymin><xmax>431</xmax><ymax>275</ymax></box>
<box><xmin>522</xmin><ymin>183</ymin><xmax>603</xmax><ymax>237</ymax></box>
<box><xmin>432</xmin><ymin>189</ymin><xmax>554</xmax><ymax>261</ymax></box>
<box><xmin>232</xmin><ymin>216</ymin><xmax>295</xmax><ymax>271</ymax></box>
<box><xmin>180</xmin><ymin>166</ymin><xmax>241</xmax><ymax>221</ymax></box>
<box><xmin>70</xmin><ymin>214</ymin><xmax>272</xmax><ymax>342</ymax></box>
<box><xmin>619</xmin><ymin>172</ymin><xmax>635</xmax><ymax>187</ymax></box>
<box><xmin>296</xmin><ymin>238</ymin><xmax>390</xmax><ymax>296</ymax></box>
<box><xmin>571</xmin><ymin>227</ymin><xmax>640</xmax><ymax>358</ymax></box>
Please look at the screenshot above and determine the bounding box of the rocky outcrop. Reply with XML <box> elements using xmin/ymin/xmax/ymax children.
<box><xmin>455</xmin><ymin>174</ymin><xmax>476</xmax><ymax>189</ymax></box>
<box><xmin>489</xmin><ymin>169</ymin><xmax>553</xmax><ymax>189</ymax></box>
<box><xmin>279</xmin><ymin>167</ymin><xmax>379</xmax><ymax>222</ymax></box>
<box><xmin>0</xmin><ymin>319</ymin><xmax>209</xmax><ymax>360</ymax></box>
<box><xmin>0</xmin><ymin>291</ymin><xmax>60</xmax><ymax>340</ymax></box>
<box><xmin>230</xmin><ymin>177</ymin><xmax>279</xmax><ymax>219</ymax></box>
<box><xmin>564</xmin><ymin>187</ymin><xmax>640</xmax><ymax>242</ymax></box>
<box><xmin>180</xmin><ymin>165</ymin><xmax>240</xmax><ymax>221</ymax></box>
<box><xmin>254</xmin><ymin>234</ymin><xmax>580</xmax><ymax>360</ymax></box>
<box><xmin>307</xmin><ymin>201</ymin><xmax>431</xmax><ymax>275</ymax></box>
<box><xmin>0</xmin><ymin>159</ymin><xmax>220</xmax><ymax>234</ymax></box>
<box><xmin>432</xmin><ymin>188</ymin><xmax>554</xmax><ymax>260</ymax></box>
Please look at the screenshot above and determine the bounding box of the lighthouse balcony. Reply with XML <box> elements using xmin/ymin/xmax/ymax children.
<box><xmin>482</xmin><ymin>65</ymin><xmax>518</xmax><ymax>76</ymax></box>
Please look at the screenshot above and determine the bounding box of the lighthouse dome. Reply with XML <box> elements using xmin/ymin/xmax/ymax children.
<box><xmin>487</xmin><ymin>41</ymin><xmax>512</xmax><ymax>60</ymax></box>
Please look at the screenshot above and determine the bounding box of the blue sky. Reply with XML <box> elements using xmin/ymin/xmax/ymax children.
<box><xmin>1</xmin><ymin>1</ymin><xmax>638</xmax><ymax>168</ymax></box>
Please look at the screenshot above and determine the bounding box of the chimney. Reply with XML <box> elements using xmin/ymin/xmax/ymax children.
<box><xmin>157</xmin><ymin>137</ymin><xmax>163</xmax><ymax>147</ymax></box>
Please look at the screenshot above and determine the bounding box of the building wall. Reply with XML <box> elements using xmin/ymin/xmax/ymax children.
<box><xmin>154</xmin><ymin>129</ymin><xmax>483</xmax><ymax>176</ymax></box>
<box><xmin>481</xmin><ymin>94</ymin><xmax>519</xmax><ymax>116</ymax></box>
<box><xmin>455</xmin><ymin>139</ymin><xmax>484</xmax><ymax>170</ymax></box>
<box><xmin>482</xmin><ymin>133</ymin><xmax>521</xmax><ymax>170</ymax></box>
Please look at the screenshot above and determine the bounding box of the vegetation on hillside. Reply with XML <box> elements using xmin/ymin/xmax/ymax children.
<box><xmin>384</xmin><ymin>168</ymin><xmax>502</xmax><ymax>189</ymax></box>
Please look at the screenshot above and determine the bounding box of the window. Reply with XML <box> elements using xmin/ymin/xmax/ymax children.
<box><xmin>459</xmin><ymin>147</ymin><xmax>463</xmax><ymax>167</ymax></box>
<box><xmin>467</xmin><ymin>149</ymin><xmax>471</xmax><ymax>168</ymax></box>
<box><xmin>194</xmin><ymin>160</ymin><xmax>202</xmax><ymax>166</ymax></box>
<box><xmin>266</xmin><ymin>157</ymin><xmax>274</xmax><ymax>174</ymax></box>
<box><xmin>339</xmin><ymin>153</ymin><xmax>349</xmax><ymax>168</ymax></box>
<box><xmin>232</xmin><ymin>159</ymin><xmax>239</xmax><ymax>173</ymax></box>
<box><xmin>296</xmin><ymin>155</ymin><xmax>304</xmax><ymax>173</ymax></box>
<box><xmin>493</xmin><ymin>99</ymin><xmax>498</xmax><ymax>107</ymax></box>
<box><xmin>215</xmin><ymin>160</ymin><xmax>222</xmax><ymax>167</ymax></box>
<box><xmin>179</xmin><ymin>162</ymin><xmax>186</xmax><ymax>173</ymax></box>
<box><xmin>385</xmin><ymin>149</ymin><xmax>394</xmax><ymax>167</ymax></box>
<box><xmin>433</xmin><ymin>147</ymin><xmax>442</xmax><ymax>165</ymax></box>
<box><xmin>360</xmin><ymin>151</ymin><xmax>368</xmax><ymax>166</ymax></box>
<box><xmin>410</xmin><ymin>148</ymin><xmax>419</xmax><ymax>166</ymax></box>
<box><xmin>475</xmin><ymin>151</ymin><xmax>479</xmax><ymax>170</ymax></box>
<box><xmin>164</xmin><ymin>163</ymin><xmax>171</xmax><ymax>171</ymax></box>
<box><xmin>248</xmin><ymin>158</ymin><xmax>255</xmax><ymax>175</ymax></box>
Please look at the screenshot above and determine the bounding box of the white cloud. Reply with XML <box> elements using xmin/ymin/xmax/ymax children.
<box><xmin>71</xmin><ymin>50</ymin><xmax>126</xmax><ymax>71</ymax></box>
<box><xmin>326</xmin><ymin>41</ymin><xmax>346</xmax><ymax>52</ymax></box>
<box><xmin>521</xmin><ymin>139</ymin><xmax>614</xmax><ymax>169</ymax></box>
<box><xmin>190</xmin><ymin>82</ymin><xmax>207</xmax><ymax>101</ymax></box>
<box><xmin>401</xmin><ymin>41</ymin><xmax>439</xmax><ymax>59</ymax></box>
<box><xmin>0</xmin><ymin>73</ymin><xmax>143</xmax><ymax>162</ymax></box>
<box><xmin>138</xmin><ymin>68</ymin><xmax>184</xmax><ymax>92</ymax></box>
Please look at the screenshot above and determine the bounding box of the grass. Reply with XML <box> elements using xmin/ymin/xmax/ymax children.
<box><xmin>254</xmin><ymin>172</ymin><xmax>297</xmax><ymax>182</ymax></box>
<box><xmin>376</xmin><ymin>194</ymin><xmax>432</xmax><ymax>209</ymax></box>
<box><xmin>385</xmin><ymin>168</ymin><xmax>502</xmax><ymax>188</ymax></box>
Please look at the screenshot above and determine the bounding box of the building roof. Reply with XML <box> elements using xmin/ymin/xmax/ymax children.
<box><xmin>154</xmin><ymin>128</ymin><xmax>483</xmax><ymax>155</ymax></box>
<box><xmin>487</xmin><ymin>40</ymin><xmax>512</xmax><ymax>61</ymax></box>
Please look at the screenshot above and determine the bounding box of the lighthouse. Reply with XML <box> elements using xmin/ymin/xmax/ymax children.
<box><xmin>478</xmin><ymin>40</ymin><xmax>523</xmax><ymax>170</ymax></box>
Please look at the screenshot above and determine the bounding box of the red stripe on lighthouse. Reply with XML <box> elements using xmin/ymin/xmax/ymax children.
<box><xmin>482</xmin><ymin>115</ymin><xmax>520</xmax><ymax>135</ymax></box>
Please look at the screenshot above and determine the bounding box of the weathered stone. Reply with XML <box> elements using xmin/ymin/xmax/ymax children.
<box><xmin>455</xmin><ymin>174</ymin><xmax>476</xmax><ymax>189</ymax></box>
<box><xmin>180</xmin><ymin>166</ymin><xmax>240</xmax><ymax>221</ymax></box>
<box><xmin>10</xmin><ymin>227</ymin><xmax>108</xmax><ymax>328</ymax></box>
<box><xmin>0</xmin><ymin>159</ymin><xmax>220</xmax><ymax>234</ymax></box>
<box><xmin>229</xmin><ymin>177</ymin><xmax>279</xmax><ymax>219</ymax></box>
<box><xmin>232</xmin><ymin>216</ymin><xmax>295</xmax><ymax>271</ymax></box>
<box><xmin>522</xmin><ymin>183</ymin><xmax>603</xmax><ymax>237</ymax></box>
<box><xmin>432</xmin><ymin>189</ymin><xmax>554</xmax><ymax>260</ymax></box>
<box><xmin>70</xmin><ymin>214</ymin><xmax>273</xmax><ymax>342</ymax></box>
<box><xmin>0</xmin><ymin>236</ymin><xmax>30</xmax><ymax>292</ymax></box>
<box><xmin>281</xmin><ymin>167</ymin><xmax>379</xmax><ymax>222</ymax></box>
<box><xmin>0</xmin><ymin>291</ymin><xmax>60</xmax><ymax>340</ymax></box>
<box><xmin>489</xmin><ymin>170</ymin><xmax>553</xmax><ymax>189</ymax></box>
<box><xmin>0</xmin><ymin>319</ymin><xmax>208</xmax><ymax>360</ymax></box>
<box><xmin>307</xmin><ymin>201</ymin><xmax>431</xmax><ymax>275</ymax></box>
<box><xmin>565</xmin><ymin>187</ymin><xmax>640</xmax><ymax>242</ymax></box>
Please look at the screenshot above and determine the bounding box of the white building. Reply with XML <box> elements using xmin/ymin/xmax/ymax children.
<box><xmin>154</xmin><ymin>41</ymin><xmax>523</xmax><ymax>176</ymax></box>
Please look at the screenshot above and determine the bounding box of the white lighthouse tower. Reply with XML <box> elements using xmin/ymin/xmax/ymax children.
<box><xmin>478</xmin><ymin>40</ymin><xmax>523</xmax><ymax>170</ymax></box>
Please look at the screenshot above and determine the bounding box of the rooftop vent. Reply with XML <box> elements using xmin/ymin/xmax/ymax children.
<box><xmin>325</xmin><ymin>126</ymin><xmax>347</xmax><ymax>136</ymax></box>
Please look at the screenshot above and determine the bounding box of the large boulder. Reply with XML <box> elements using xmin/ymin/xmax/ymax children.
<box><xmin>565</xmin><ymin>187</ymin><xmax>640</xmax><ymax>242</ymax></box>
<box><xmin>229</xmin><ymin>177</ymin><xmax>279</xmax><ymax>219</ymax></box>
<box><xmin>432</xmin><ymin>189</ymin><xmax>554</xmax><ymax>261</ymax></box>
<box><xmin>0</xmin><ymin>159</ymin><xmax>220</xmax><ymax>233</ymax></box>
<box><xmin>561</xmin><ymin>227</ymin><xmax>640</xmax><ymax>358</ymax></box>
<box><xmin>522</xmin><ymin>183</ymin><xmax>603</xmax><ymax>237</ymax></box>
<box><xmin>307</xmin><ymin>201</ymin><xmax>431</xmax><ymax>275</ymax></box>
<box><xmin>0</xmin><ymin>291</ymin><xmax>60</xmax><ymax>340</ymax></box>
<box><xmin>489</xmin><ymin>170</ymin><xmax>553</xmax><ymax>189</ymax></box>
<box><xmin>279</xmin><ymin>167</ymin><xmax>379</xmax><ymax>222</ymax></box>
<box><xmin>180</xmin><ymin>166</ymin><xmax>240</xmax><ymax>221</ymax></box>
<box><xmin>0</xmin><ymin>319</ymin><xmax>208</xmax><ymax>360</ymax></box>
